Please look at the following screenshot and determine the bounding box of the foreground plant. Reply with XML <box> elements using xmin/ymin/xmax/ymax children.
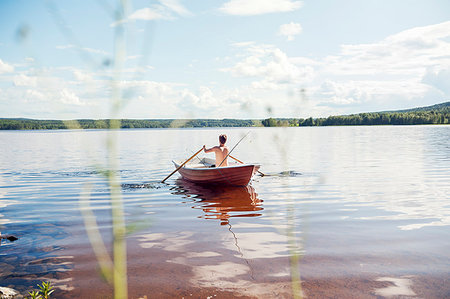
<box><xmin>38</xmin><ymin>281</ymin><xmax>54</xmax><ymax>299</ymax></box>
<box><xmin>26</xmin><ymin>281</ymin><xmax>54</xmax><ymax>299</ymax></box>
<box><xmin>27</xmin><ymin>290</ymin><xmax>40</xmax><ymax>299</ymax></box>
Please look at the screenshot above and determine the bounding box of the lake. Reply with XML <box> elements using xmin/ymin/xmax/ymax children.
<box><xmin>1</xmin><ymin>126</ymin><xmax>449</xmax><ymax>298</ymax></box>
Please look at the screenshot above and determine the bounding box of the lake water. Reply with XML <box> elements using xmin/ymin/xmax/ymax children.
<box><xmin>1</xmin><ymin>126</ymin><xmax>449</xmax><ymax>298</ymax></box>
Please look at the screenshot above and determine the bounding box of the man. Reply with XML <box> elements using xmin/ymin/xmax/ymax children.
<box><xmin>203</xmin><ymin>134</ymin><xmax>229</xmax><ymax>167</ymax></box>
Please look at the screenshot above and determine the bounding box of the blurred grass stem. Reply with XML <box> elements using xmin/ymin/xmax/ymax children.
<box><xmin>108</xmin><ymin>1</ymin><xmax>129</xmax><ymax>298</ymax></box>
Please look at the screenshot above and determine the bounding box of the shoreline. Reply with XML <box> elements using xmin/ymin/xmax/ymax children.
<box><xmin>0</xmin><ymin>101</ymin><xmax>449</xmax><ymax>130</ymax></box>
<box><xmin>0</xmin><ymin>123</ymin><xmax>448</xmax><ymax>132</ymax></box>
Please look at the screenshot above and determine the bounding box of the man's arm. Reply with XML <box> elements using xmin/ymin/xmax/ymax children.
<box><xmin>203</xmin><ymin>145</ymin><xmax>219</xmax><ymax>153</ymax></box>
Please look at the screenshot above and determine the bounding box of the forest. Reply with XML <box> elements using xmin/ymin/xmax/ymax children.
<box><xmin>0</xmin><ymin>102</ymin><xmax>448</xmax><ymax>130</ymax></box>
<box><xmin>0</xmin><ymin>118</ymin><xmax>259</xmax><ymax>130</ymax></box>
<box><xmin>263</xmin><ymin>102</ymin><xmax>449</xmax><ymax>127</ymax></box>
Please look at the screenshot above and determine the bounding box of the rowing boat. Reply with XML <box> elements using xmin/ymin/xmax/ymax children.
<box><xmin>172</xmin><ymin>157</ymin><xmax>260</xmax><ymax>186</ymax></box>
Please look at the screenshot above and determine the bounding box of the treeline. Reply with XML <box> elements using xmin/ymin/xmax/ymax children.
<box><xmin>1</xmin><ymin>102</ymin><xmax>448</xmax><ymax>130</ymax></box>
<box><xmin>0</xmin><ymin>118</ymin><xmax>259</xmax><ymax>130</ymax></box>
<box><xmin>301</xmin><ymin>111</ymin><xmax>449</xmax><ymax>126</ymax></box>
<box><xmin>262</xmin><ymin>102</ymin><xmax>450</xmax><ymax>127</ymax></box>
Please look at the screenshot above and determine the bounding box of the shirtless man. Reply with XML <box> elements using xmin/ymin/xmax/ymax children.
<box><xmin>203</xmin><ymin>134</ymin><xmax>229</xmax><ymax>167</ymax></box>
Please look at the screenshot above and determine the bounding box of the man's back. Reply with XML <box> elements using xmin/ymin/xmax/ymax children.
<box><xmin>215</xmin><ymin>146</ymin><xmax>228</xmax><ymax>167</ymax></box>
<box><xmin>207</xmin><ymin>146</ymin><xmax>228</xmax><ymax>167</ymax></box>
<box><xmin>203</xmin><ymin>134</ymin><xmax>229</xmax><ymax>166</ymax></box>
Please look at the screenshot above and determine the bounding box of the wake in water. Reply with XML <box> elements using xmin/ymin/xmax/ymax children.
<box><xmin>0</xmin><ymin>234</ymin><xmax>19</xmax><ymax>244</ymax></box>
<box><xmin>121</xmin><ymin>181</ymin><xmax>166</xmax><ymax>190</ymax></box>
<box><xmin>258</xmin><ymin>170</ymin><xmax>302</xmax><ymax>177</ymax></box>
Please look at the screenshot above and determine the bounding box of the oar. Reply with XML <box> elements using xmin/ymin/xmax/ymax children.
<box><xmin>229</xmin><ymin>155</ymin><xmax>265</xmax><ymax>176</ymax></box>
<box><xmin>161</xmin><ymin>147</ymin><xmax>203</xmax><ymax>183</ymax></box>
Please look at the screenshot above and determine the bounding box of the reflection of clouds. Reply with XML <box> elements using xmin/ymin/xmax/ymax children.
<box><xmin>290</xmin><ymin>126</ymin><xmax>450</xmax><ymax>231</ymax></box>
<box><xmin>345</xmin><ymin>184</ymin><xmax>450</xmax><ymax>230</ymax></box>
<box><xmin>136</xmin><ymin>229</ymin><xmax>292</xmax><ymax>260</ymax></box>
<box><xmin>223</xmin><ymin>231</ymin><xmax>289</xmax><ymax>259</ymax></box>
<box><xmin>357</xmin><ymin>214</ymin><xmax>450</xmax><ymax>231</ymax></box>
<box><xmin>191</xmin><ymin>262</ymin><xmax>293</xmax><ymax>298</ymax></box>
<box><xmin>185</xmin><ymin>251</ymin><xmax>221</xmax><ymax>258</ymax></box>
<box><xmin>374</xmin><ymin>277</ymin><xmax>416</xmax><ymax>297</ymax></box>
<box><xmin>400</xmin><ymin>220</ymin><xmax>449</xmax><ymax>230</ymax></box>
<box><xmin>191</xmin><ymin>261</ymin><xmax>293</xmax><ymax>298</ymax></box>
<box><xmin>0</xmin><ymin>200</ymin><xmax>20</xmax><ymax>225</ymax></box>
<box><xmin>136</xmin><ymin>230</ymin><xmax>293</xmax><ymax>298</ymax></box>
<box><xmin>0</xmin><ymin>200</ymin><xmax>16</xmax><ymax>209</ymax></box>
<box><xmin>268</xmin><ymin>268</ymin><xmax>290</xmax><ymax>278</ymax></box>
<box><xmin>22</xmin><ymin>256</ymin><xmax>75</xmax><ymax>291</ymax></box>
<box><xmin>138</xmin><ymin>231</ymin><xmax>194</xmax><ymax>251</ymax></box>
<box><xmin>47</xmin><ymin>278</ymin><xmax>74</xmax><ymax>292</ymax></box>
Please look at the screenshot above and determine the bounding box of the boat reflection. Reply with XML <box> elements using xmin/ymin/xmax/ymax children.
<box><xmin>174</xmin><ymin>179</ymin><xmax>263</xmax><ymax>225</ymax></box>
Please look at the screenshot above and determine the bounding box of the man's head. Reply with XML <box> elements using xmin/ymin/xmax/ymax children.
<box><xmin>219</xmin><ymin>134</ymin><xmax>227</xmax><ymax>145</ymax></box>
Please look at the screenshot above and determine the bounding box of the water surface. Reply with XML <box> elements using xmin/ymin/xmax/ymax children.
<box><xmin>1</xmin><ymin>126</ymin><xmax>449</xmax><ymax>298</ymax></box>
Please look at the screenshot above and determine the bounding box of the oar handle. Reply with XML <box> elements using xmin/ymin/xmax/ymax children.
<box><xmin>161</xmin><ymin>147</ymin><xmax>204</xmax><ymax>183</ymax></box>
<box><xmin>229</xmin><ymin>155</ymin><xmax>265</xmax><ymax>176</ymax></box>
<box><xmin>229</xmin><ymin>155</ymin><xmax>244</xmax><ymax>163</ymax></box>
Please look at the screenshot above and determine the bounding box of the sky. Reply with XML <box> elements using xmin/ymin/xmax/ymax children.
<box><xmin>0</xmin><ymin>0</ymin><xmax>449</xmax><ymax>119</ymax></box>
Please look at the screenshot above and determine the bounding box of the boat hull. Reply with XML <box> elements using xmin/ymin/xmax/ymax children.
<box><xmin>173</xmin><ymin>161</ymin><xmax>260</xmax><ymax>186</ymax></box>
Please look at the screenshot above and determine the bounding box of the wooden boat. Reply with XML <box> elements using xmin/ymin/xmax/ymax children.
<box><xmin>172</xmin><ymin>157</ymin><xmax>260</xmax><ymax>186</ymax></box>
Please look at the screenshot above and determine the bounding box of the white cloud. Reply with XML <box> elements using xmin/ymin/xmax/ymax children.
<box><xmin>0</xmin><ymin>59</ymin><xmax>14</xmax><ymax>74</ymax></box>
<box><xmin>13</xmin><ymin>74</ymin><xmax>37</xmax><ymax>87</ymax></box>
<box><xmin>26</xmin><ymin>89</ymin><xmax>45</xmax><ymax>101</ymax></box>
<box><xmin>0</xmin><ymin>66</ymin><xmax>97</xmax><ymax>118</ymax></box>
<box><xmin>220</xmin><ymin>0</ymin><xmax>302</xmax><ymax>16</ymax></box>
<box><xmin>422</xmin><ymin>67</ymin><xmax>450</xmax><ymax>94</ymax></box>
<box><xmin>310</xmin><ymin>21</ymin><xmax>450</xmax><ymax>109</ymax></box>
<box><xmin>223</xmin><ymin>44</ymin><xmax>315</xmax><ymax>89</ymax></box>
<box><xmin>180</xmin><ymin>86</ymin><xmax>220</xmax><ymax>109</ymax></box>
<box><xmin>56</xmin><ymin>44</ymin><xmax>109</xmax><ymax>56</ymax></box>
<box><xmin>3</xmin><ymin>21</ymin><xmax>450</xmax><ymax>119</ymax></box>
<box><xmin>316</xmin><ymin>80</ymin><xmax>433</xmax><ymax>106</ymax></box>
<box><xmin>329</xmin><ymin>21</ymin><xmax>450</xmax><ymax>77</ymax></box>
<box><xmin>278</xmin><ymin>22</ymin><xmax>302</xmax><ymax>41</ymax></box>
<box><xmin>160</xmin><ymin>0</ymin><xmax>192</xmax><ymax>16</ymax></box>
<box><xmin>60</xmin><ymin>89</ymin><xmax>85</xmax><ymax>106</ymax></box>
<box><xmin>128</xmin><ymin>0</ymin><xmax>192</xmax><ymax>22</ymax></box>
<box><xmin>73</xmin><ymin>70</ymin><xmax>93</xmax><ymax>82</ymax></box>
<box><xmin>129</xmin><ymin>7</ymin><xmax>170</xmax><ymax>21</ymax></box>
<box><xmin>218</xmin><ymin>21</ymin><xmax>450</xmax><ymax>115</ymax></box>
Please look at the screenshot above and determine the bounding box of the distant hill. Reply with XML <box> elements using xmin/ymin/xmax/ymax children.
<box><xmin>263</xmin><ymin>101</ymin><xmax>449</xmax><ymax>127</ymax></box>
<box><xmin>297</xmin><ymin>101</ymin><xmax>449</xmax><ymax>126</ymax></box>
<box><xmin>385</xmin><ymin>101</ymin><xmax>450</xmax><ymax>113</ymax></box>
<box><xmin>0</xmin><ymin>101</ymin><xmax>449</xmax><ymax>130</ymax></box>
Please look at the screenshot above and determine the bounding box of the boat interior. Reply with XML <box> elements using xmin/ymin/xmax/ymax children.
<box><xmin>176</xmin><ymin>157</ymin><xmax>240</xmax><ymax>168</ymax></box>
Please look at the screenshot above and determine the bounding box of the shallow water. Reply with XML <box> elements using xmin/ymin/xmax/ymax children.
<box><xmin>1</xmin><ymin>126</ymin><xmax>449</xmax><ymax>298</ymax></box>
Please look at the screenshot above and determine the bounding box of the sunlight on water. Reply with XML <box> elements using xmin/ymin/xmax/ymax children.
<box><xmin>0</xmin><ymin>126</ymin><xmax>449</xmax><ymax>297</ymax></box>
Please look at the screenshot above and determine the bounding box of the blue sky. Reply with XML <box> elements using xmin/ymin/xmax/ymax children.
<box><xmin>0</xmin><ymin>0</ymin><xmax>449</xmax><ymax>119</ymax></box>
